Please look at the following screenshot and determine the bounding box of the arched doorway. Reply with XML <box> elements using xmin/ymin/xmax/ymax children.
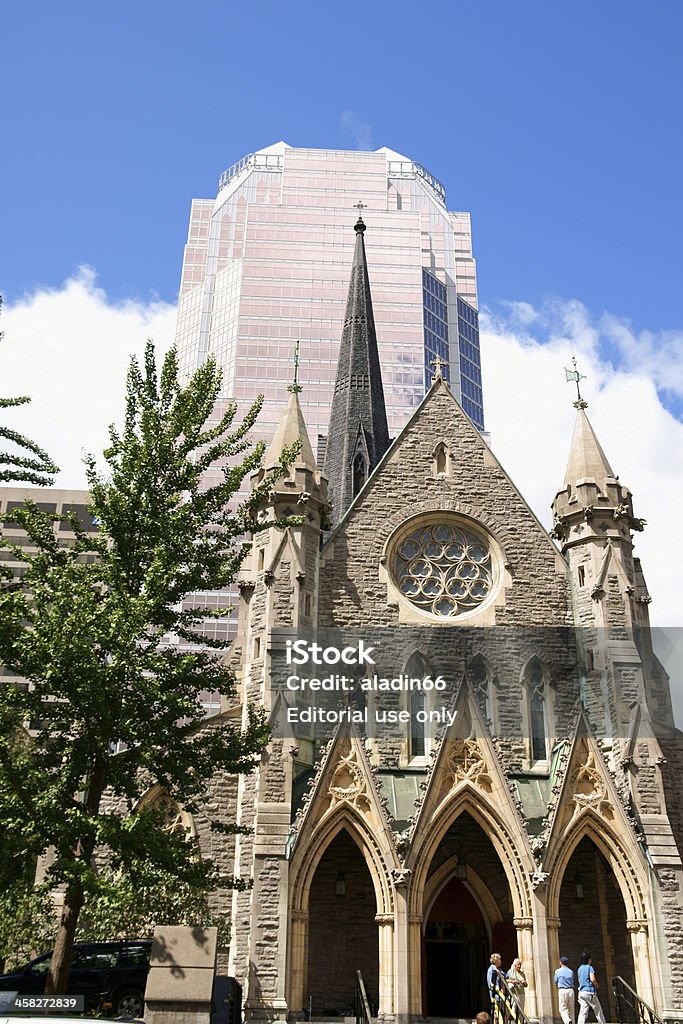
<box><xmin>307</xmin><ymin>829</ymin><xmax>378</xmax><ymax>1015</ymax></box>
<box><xmin>422</xmin><ymin>812</ymin><xmax>518</xmax><ymax>1018</ymax></box>
<box><xmin>558</xmin><ymin>836</ymin><xmax>637</xmax><ymax>1020</ymax></box>
<box><xmin>424</xmin><ymin>878</ymin><xmax>487</xmax><ymax>1016</ymax></box>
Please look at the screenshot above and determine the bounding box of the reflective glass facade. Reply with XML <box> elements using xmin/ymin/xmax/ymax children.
<box><xmin>177</xmin><ymin>144</ymin><xmax>481</xmax><ymax>447</ymax></box>
<box><xmin>422</xmin><ymin>269</ymin><xmax>450</xmax><ymax>390</ymax></box>
<box><xmin>457</xmin><ymin>297</ymin><xmax>484</xmax><ymax>430</ymax></box>
<box><xmin>174</xmin><ymin>143</ymin><xmax>482</xmax><ymax>643</ymax></box>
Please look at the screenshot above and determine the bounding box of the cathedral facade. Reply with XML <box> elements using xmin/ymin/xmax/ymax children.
<box><xmin>188</xmin><ymin>218</ymin><xmax>683</xmax><ymax>1023</ymax></box>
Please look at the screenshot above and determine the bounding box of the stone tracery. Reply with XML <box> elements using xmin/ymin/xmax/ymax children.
<box><xmin>393</xmin><ymin>519</ymin><xmax>493</xmax><ymax>617</ymax></box>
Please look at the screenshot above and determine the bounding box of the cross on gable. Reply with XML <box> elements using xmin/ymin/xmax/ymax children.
<box><xmin>430</xmin><ymin>354</ymin><xmax>447</xmax><ymax>380</ymax></box>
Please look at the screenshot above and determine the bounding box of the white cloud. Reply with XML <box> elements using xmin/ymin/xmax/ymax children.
<box><xmin>3</xmin><ymin>273</ymin><xmax>680</xmax><ymax>642</ymax></box>
<box><xmin>340</xmin><ymin>110</ymin><xmax>373</xmax><ymax>151</ymax></box>
<box><xmin>2</xmin><ymin>268</ymin><xmax>177</xmax><ymax>488</ymax></box>
<box><xmin>479</xmin><ymin>300</ymin><xmax>683</xmax><ymax>629</ymax></box>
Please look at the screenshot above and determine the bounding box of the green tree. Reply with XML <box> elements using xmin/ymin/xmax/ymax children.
<box><xmin>0</xmin><ymin>296</ymin><xmax>58</xmax><ymax>484</ymax></box>
<box><xmin>0</xmin><ymin>342</ymin><xmax>296</xmax><ymax>993</ymax></box>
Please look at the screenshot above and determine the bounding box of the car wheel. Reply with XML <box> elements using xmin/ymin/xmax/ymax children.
<box><xmin>113</xmin><ymin>988</ymin><xmax>145</xmax><ymax>1018</ymax></box>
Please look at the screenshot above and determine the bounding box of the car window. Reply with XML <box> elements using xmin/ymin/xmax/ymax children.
<box><xmin>71</xmin><ymin>949</ymin><xmax>119</xmax><ymax>970</ymax></box>
<box><xmin>118</xmin><ymin>944</ymin><xmax>151</xmax><ymax>967</ymax></box>
<box><xmin>27</xmin><ymin>954</ymin><xmax>52</xmax><ymax>975</ymax></box>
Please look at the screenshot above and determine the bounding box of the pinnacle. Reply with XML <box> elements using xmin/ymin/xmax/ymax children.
<box><xmin>264</xmin><ymin>387</ymin><xmax>317</xmax><ymax>472</ymax></box>
<box><xmin>563</xmin><ymin>407</ymin><xmax>616</xmax><ymax>490</ymax></box>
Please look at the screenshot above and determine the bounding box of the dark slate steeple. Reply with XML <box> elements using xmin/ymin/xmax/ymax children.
<box><xmin>323</xmin><ymin>215</ymin><xmax>390</xmax><ymax>525</ymax></box>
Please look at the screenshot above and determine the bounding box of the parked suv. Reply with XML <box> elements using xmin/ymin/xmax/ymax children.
<box><xmin>0</xmin><ymin>940</ymin><xmax>152</xmax><ymax>1017</ymax></box>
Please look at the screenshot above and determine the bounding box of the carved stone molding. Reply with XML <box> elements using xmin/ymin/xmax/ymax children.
<box><xmin>568</xmin><ymin>750</ymin><xmax>612</xmax><ymax>821</ymax></box>
<box><xmin>513</xmin><ymin>917</ymin><xmax>534</xmax><ymax>931</ymax></box>
<box><xmin>391</xmin><ymin>867</ymin><xmax>412</xmax><ymax>887</ymax></box>
<box><xmin>446</xmin><ymin>738</ymin><xmax>492</xmax><ymax>792</ymax></box>
<box><xmin>327</xmin><ymin>740</ymin><xmax>372</xmax><ymax>816</ymax></box>
<box><xmin>375</xmin><ymin>913</ymin><xmax>394</xmax><ymax>925</ymax></box>
<box><xmin>626</xmin><ymin>919</ymin><xmax>648</xmax><ymax>934</ymax></box>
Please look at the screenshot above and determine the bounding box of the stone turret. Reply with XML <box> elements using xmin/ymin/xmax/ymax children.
<box><xmin>226</xmin><ymin>384</ymin><xmax>327</xmax><ymax>1020</ymax></box>
<box><xmin>552</xmin><ymin>403</ymin><xmax>648</xmax><ymax>628</ymax></box>
<box><xmin>551</xmin><ymin>398</ymin><xmax>674</xmax><ymax>734</ymax></box>
<box><xmin>323</xmin><ymin>215</ymin><xmax>390</xmax><ymax>525</ymax></box>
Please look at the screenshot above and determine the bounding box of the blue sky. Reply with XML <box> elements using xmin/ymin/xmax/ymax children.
<box><xmin>2</xmin><ymin>1</ymin><xmax>683</xmax><ymax>640</ymax></box>
<box><xmin>3</xmin><ymin>1</ymin><xmax>683</xmax><ymax>342</ymax></box>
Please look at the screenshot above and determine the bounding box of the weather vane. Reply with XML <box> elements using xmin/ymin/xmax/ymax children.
<box><xmin>288</xmin><ymin>339</ymin><xmax>302</xmax><ymax>394</ymax></box>
<box><xmin>565</xmin><ymin>355</ymin><xmax>587</xmax><ymax>409</ymax></box>
<box><xmin>430</xmin><ymin>354</ymin><xmax>447</xmax><ymax>380</ymax></box>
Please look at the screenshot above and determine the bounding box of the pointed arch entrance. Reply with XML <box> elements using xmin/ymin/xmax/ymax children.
<box><xmin>421</xmin><ymin>812</ymin><xmax>518</xmax><ymax>1018</ymax></box>
<box><xmin>558</xmin><ymin>835</ymin><xmax>636</xmax><ymax>1020</ymax></box>
<box><xmin>306</xmin><ymin>829</ymin><xmax>379</xmax><ymax>1015</ymax></box>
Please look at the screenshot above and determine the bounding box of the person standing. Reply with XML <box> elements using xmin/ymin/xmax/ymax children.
<box><xmin>507</xmin><ymin>958</ymin><xmax>528</xmax><ymax>1011</ymax></box>
<box><xmin>577</xmin><ymin>954</ymin><xmax>607</xmax><ymax>1024</ymax></box>
<box><xmin>487</xmin><ymin>953</ymin><xmax>505</xmax><ymax>1006</ymax></box>
<box><xmin>554</xmin><ymin>956</ymin><xmax>576</xmax><ymax>1024</ymax></box>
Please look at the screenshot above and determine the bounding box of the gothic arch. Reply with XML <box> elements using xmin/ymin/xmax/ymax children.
<box><xmin>407</xmin><ymin>784</ymin><xmax>533</xmax><ymax>920</ymax></box>
<box><xmin>545</xmin><ymin>808</ymin><xmax>648</xmax><ymax>923</ymax></box>
<box><xmin>422</xmin><ymin>854</ymin><xmax>503</xmax><ymax>945</ymax></box>
<box><xmin>289</xmin><ymin>803</ymin><xmax>395</xmax><ymax>917</ymax></box>
<box><xmin>431</xmin><ymin>441</ymin><xmax>451</xmax><ymax>478</ymax></box>
<box><xmin>136</xmin><ymin>783</ymin><xmax>197</xmax><ymax>839</ymax></box>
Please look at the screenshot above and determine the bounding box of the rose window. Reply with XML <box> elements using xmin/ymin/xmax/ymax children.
<box><xmin>393</xmin><ymin>522</ymin><xmax>493</xmax><ymax>617</ymax></box>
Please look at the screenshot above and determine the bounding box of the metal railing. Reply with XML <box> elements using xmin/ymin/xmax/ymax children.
<box><xmin>386</xmin><ymin>159</ymin><xmax>447</xmax><ymax>206</ymax></box>
<box><xmin>218</xmin><ymin>152</ymin><xmax>284</xmax><ymax>191</ymax></box>
<box><xmin>355</xmin><ymin>970</ymin><xmax>372</xmax><ymax>1024</ymax></box>
<box><xmin>491</xmin><ymin>972</ymin><xmax>530</xmax><ymax>1024</ymax></box>
<box><xmin>613</xmin><ymin>976</ymin><xmax>664</xmax><ymax>1024</ymax></box>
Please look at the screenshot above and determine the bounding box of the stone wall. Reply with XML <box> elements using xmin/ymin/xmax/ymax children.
<box><xmin>307</xmin><ymin>830</ymin><xmax>379</xmax><ymax>1013</ymax></box>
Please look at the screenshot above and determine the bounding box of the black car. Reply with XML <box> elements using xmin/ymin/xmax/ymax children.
<box><xmin>0</xmin><ymin>940</ymin><xmax>152</xmax><ymax>1017</ymax></box>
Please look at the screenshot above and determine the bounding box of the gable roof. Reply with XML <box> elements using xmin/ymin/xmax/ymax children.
<box><xmin>323</xmin><ymin>374</ymin><xmax>564</xmax><ymax>563</ymax></box>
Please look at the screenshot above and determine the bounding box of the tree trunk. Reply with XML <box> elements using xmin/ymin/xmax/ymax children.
<box><xmin>44</xmin><ymin>880</ymin><xmax>85</xmax><ymax>995</ymax></box>
<box><xmin>45</xmin><ymin>761</ymin><xmax>106</xmax><ymax>995</ymax></box>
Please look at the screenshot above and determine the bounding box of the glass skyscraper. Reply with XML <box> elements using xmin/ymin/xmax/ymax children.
<box><xmin>175</xmin><ymin>142</ymin><xmax>484</xmax><ymax>446</ymax></box>
<box><xmin>174</xmin><ymin>143</ymin><xmax>484</xmax><ymax>646</ymax></box>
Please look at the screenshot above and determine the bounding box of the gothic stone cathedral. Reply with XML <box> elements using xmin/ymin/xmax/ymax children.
<box><xmin>185</xmin><ymin>218</ymin><xmax>683</xmax><ymax>1023</ymax></box>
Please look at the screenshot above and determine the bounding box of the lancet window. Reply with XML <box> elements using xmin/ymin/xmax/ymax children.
<box><xmin>353</xmin><ymin>452</ymin><xmax>367</xmax><ymax>497</ymax></box>
<box><xmin>525</xmin><ymin>657</ymin><xmax>549</xmax><ymax>764</ymax></box>
<box><xmin>405</xmin><ymin>651</ymin><xmax>432</xmax><ymax>760</ymax></box>
<box><xmin>466</xmin><ymin>655</ymin><xmax>495</xmax><ymax>727</ymax></box>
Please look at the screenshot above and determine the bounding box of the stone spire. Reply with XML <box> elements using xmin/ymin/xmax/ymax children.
<box><xmin>264</xmin><ymin>386</ymin><xmax>317</xmax><ymax>473</ymax></box>
<box><xmin>562</xmin><ymin>406</ymin><xmax>617</xmax><ymax>492</ymax></box>
<box><xmin>323</xmin><ymin>215</ymin><xmax>390</xmax><ymax>524</ymax></box>
<box><xmin>552</xmin><ymin>404</ymin><xmax>640</xmax><ymax>552</ymax></box>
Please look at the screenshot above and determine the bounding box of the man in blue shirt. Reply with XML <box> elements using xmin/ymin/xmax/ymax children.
<box><xmin>554</xmin><ymin>956</ymin><xmax>576</xmax><ymax>1024</ymax></box>
<box><xmin>577</xmin><ymin>954</ymin><xmax>606</xmax><ymax>1024</ymax></box>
